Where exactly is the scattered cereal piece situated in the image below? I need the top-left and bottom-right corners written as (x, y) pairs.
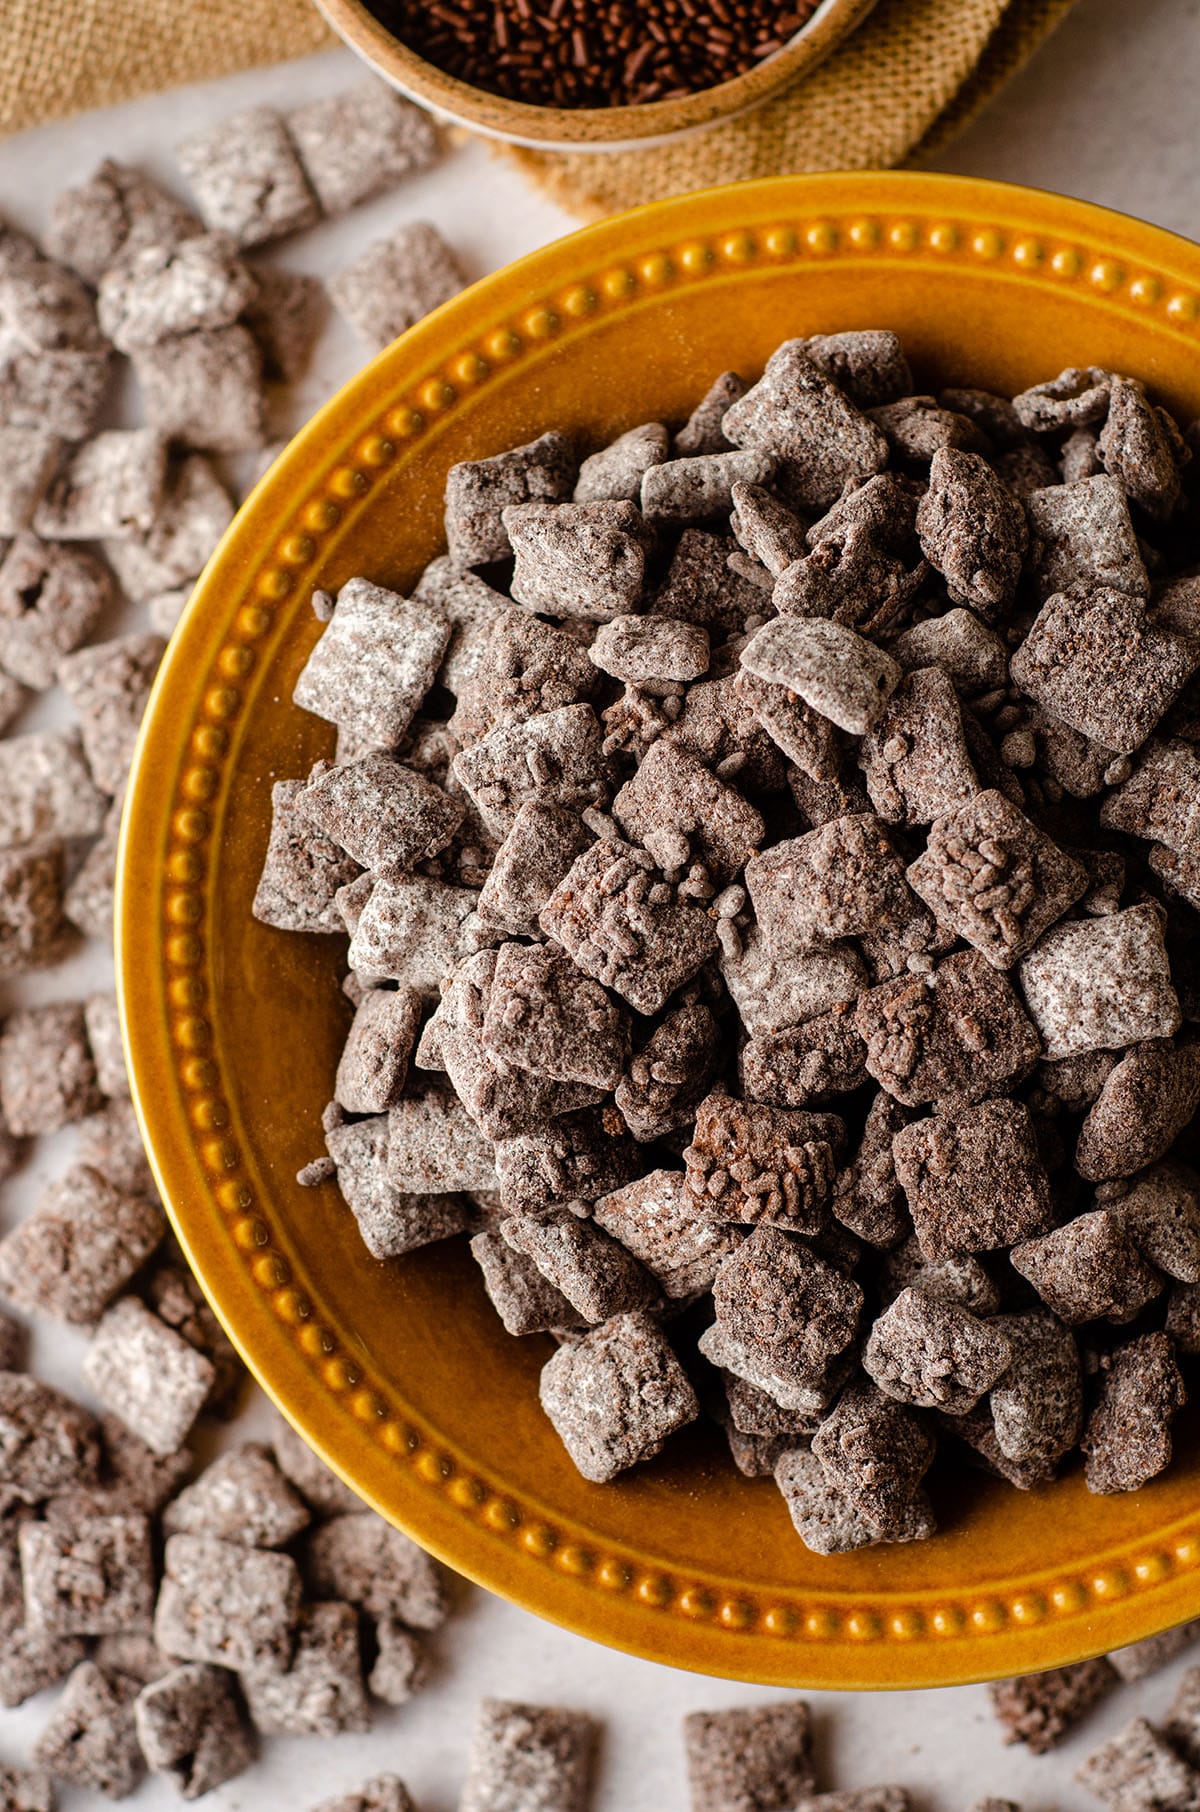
top-left (135, 1660), bottom-right (254, 1799)
top-left (306, 1511), bottom-right (448, 1627)
top-left (0, 429), bottom-right (63, 537)
top-left (162, 1443), bottom-right (309, 1547)
top-left (683, 1700), bottom-right (815, 1812)
top-left (58, 632), bottom-right (166, 794)
top-left (540, 1310), bottom-right (698, 1482)
top-left (155, 1532), bottom-right (302, 1669)
top-left (46, 160), bottom-right (202, 284)
top-left (330, 222), bottom-right (465, 351)
top-left (63, 795), bottom-right (122, 940)
top-left (1076, 1717), bottom-right (1200, 1812)
top-left (19, 1510), bottom-right (155, 1637)
top-left (96, 232), bottom-right (256, 350)
top-left (0, 346), bottom-right (112, 441)
top-left (176, 105), bottom-right (318, 246)
top-left (271, 1415), bottom-right (362, 1517)
top-left (288, 81), bottom-right (438, 213)
top-left (0, 1163), bottom-right (163, 1325)
top-left (0, 846), bottom-right (66, 980)
top-left (460, 1698), bottom-right (596, 1812)
top-left (83, 1298), bottom-right (215, 1455)
top-left (312, 1778), bottom-right (417, 1812)
top-left (131, 323), bottom-right (267, 452)
top-left (1076, 1041), bottom-right (1200, 1182)
top-left (33, 429), bottom-right (166, 541)
top-left (240, 1599), bottom-right (370, 1736)
top-left (102, 453), bottom-right (233, 601)
top-left (0, 1764), bottom-right (52, 1811)
top-left (641, 448), bottom-right (775, 527)
top-left (990, 1659), bottom-right (1117, 1752)
top-left (242, 264), bottom-right (327, 382)
top-left (1108, 1622), bottom-right (1200, 1683)
top-left (0, 1003), bottom-right (102, 1136)
top-left (0, 534), bottom-right (112, 689)
top-left (368, 1616), bottom-right (426, 1706)
top-left (1082, 1332), bottom-right (1186, 1493)
top-left (32, 1658), bottom-right (144, 1799)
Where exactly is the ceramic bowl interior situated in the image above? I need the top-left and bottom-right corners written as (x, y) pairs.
top-left (313, 0), bottom-right (879, 150)
top-left (120, 172), bottom-right (1200, 1690)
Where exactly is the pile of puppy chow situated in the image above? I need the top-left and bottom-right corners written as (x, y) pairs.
top-left (0, 77), bottom-right (493, 1805)
top-left (262, 327), bottom-right (1200, 1554)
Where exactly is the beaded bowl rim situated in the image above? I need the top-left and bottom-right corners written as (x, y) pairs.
top-left (314, 0), bottom-right (880, 151)
top-left (119, 171), bottom-right (1200, 1689)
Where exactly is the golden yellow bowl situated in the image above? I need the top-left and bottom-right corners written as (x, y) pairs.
top-left (119, 172), bottom-right (1200, 1690)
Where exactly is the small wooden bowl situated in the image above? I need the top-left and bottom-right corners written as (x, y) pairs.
top-left (312, 0), bottom-right (879, 150)
top-left (120, 172), bottom-right (1200, 1690)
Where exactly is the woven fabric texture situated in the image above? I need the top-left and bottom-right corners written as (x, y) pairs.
top-left (1, 0), bottom-right (1077, 218)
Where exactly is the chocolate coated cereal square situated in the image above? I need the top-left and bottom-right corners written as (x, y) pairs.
top-left (253, 778), bottom-right (362, 935)
top-left (176, 106), bottom-right (319, 246)
top-left (1018, 904), bottom-right (1180, 1060)
top-left (0, 1162), bottom-right (163, 1325)
top-left (460, 1698), bottom-right (597, 1812)
top-left (330, 222), bottom-right (464, 352)
top-left (683, 1700), bottom-right (815, 1812)
top-left (240, 1600), bottom-right (370, 1737)
top-left (134, 1660), bottom-right (254, 1798)
top-left (58, 632), bottom-right (166, 794)
top-left (0, 1003), bottom-right (102, 1136)
top-left (20, 1510), bottom-right (155, 1636)
top-left (155, 1532), bottom-right (302, 1669)
top-left (32, 1659), bottom-right (144, 1798)
top-left (305, 1511), bottom-right (448, 1627)
top-left (288, 81), bottom-right (438, 214)
top-left (539, 1310), bottom-right (698, 1482)
top-left (294, 577), bottom-right (450, 751)
top-left (893, 1099), bottom-right (1053, 1260)
top-left (83, 1299), bottom-right (215, 1455)
top-left (132, 324), bottom-right (267, 452)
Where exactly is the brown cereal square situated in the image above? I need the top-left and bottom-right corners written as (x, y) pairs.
top-left (990, 1660), bottom-right (1118, 1752)
top-left (481, 939), bottom-right (628, 1090)
top-left (271, 1414), bottom-right (362, 1516)
top-left (33, 429), bottom-right (166, 541)
top-left (1107, 1623), bottom-right (1200, 1684)
top-left (675, 370), bottom-right (746, 455)
top-left (614, 1002), bottom-right (719, 1143)
top-left (0, 1003), bottom-right (102, 1136)
top-left (64, 795), bottom-right (123, 939)
top-left (76, 1097), bottom-right (153, 1196)
top-left (720, 927), bottom-right (867, 1036)
top-left (102, 453), bottom-right (233, 601)
top-left (539, 1310), bottom-right (698, 1482)
top-left (0, 347), bottom-right (112, 441)
top-left (1102, 737), bottom-right (1200, 854)
top-left (893, 1098), bottom-right (1053, 1260)
top-left (1011, 587), bottom-right (1195, 754)
top-left (0, 1764), bottom-right (53, 1812)
top-left (806, 330), bottom-right (913, 406)
top-left (505, 498), bottom-right (648, 621)
top-left (326, 1113), bottom-right (471, 1259)
top-left (0, 846), bottom-right (66, 981)
top-left (574, 421), bottom-right (668, 504)
top-left (1076, 1042), bottom-right (1200, 1183)
top-left (58, 632), bottom-right (166, 794)
top-left (253, 778), bottom-right (362, 934)
top-left (453, 703), bottom-right (607, 839)
top-left (683, 1700), bottom-right (815, 1812)
top-left (176, 106), bottom-right (319, 246)
top-left (0, 535), bottom-right (112, 689)
top-left (330, 222), bottom-right (465, 351)
top-left (739, 1009), bottom-right (868, 1108)
top-left (741, 616), bottom-right (901, 738)
top-left (1082, 1332), bottom-right (1186, 1493)
top-left (470, 1230), bottom-right (587, 1336)
top-left (131, 323), bottom-right (267, 452)
top-left (32, 1659), bottom-right (143, 1798)
top-left (614, 739), bottom-right (763, 882)
top-left (385, 1088), bottom-right (497, 1193)
top-left (745, 814), bottom-right (919, 955)
top-left (861, 667), bottom-right (980, 826)
top-left (163, 1443), bottom-right (309, 1548)
top-left (134, 1660), bottom-right (254, 1799)
top-left (810, 1382), bottom-right (936, 1535)
top-left (863, 1286), bottom-right (1012, 1413)
top-left (46, 160), bottom-right (202, 284)
top-left (641, 447), bottom-right (774, 527)
top-left (1078, 1718), bottom-right (1200, 1812)
top-left (460, 1699), bottom-right (596, 1812)
top-left (907, 790), bottom-right (1087, 968)
top-left (0, 733), bottom-right (108, 844)
top-left (445, 432), bottom-right (576, 568)
top-left (593, 1168), bottom-right (741, 1298)
top-left (1099, 375), bottom-right (1190, 520)
top-left (242, 264), bottom-right (328, 382)
top-left (832, 1090), bottom-right (912, 1249)
top-left (0, 430), bottom-right (63, 537)
top-left (493, 1108), bottom-right (640, 1215)
top-left (301, 754), bottom-right (464, 875)
top-left (241, 1599), bottom-right (370, 1737)
top-left (540, 838), bottom-right (718, 1015)
top-left (721, 341), bottom-right (890, 510)
top-left (684, 1095), bottom-right (842, 1232)
top-left (1117, 1161), bottom-right (1200, 1282)
top-left (651, 528), bottom-right (767, 634)
top-left (156, 1532), bottom-right (302, 1669)
top-left (1018, 903), bottom-right (1180, 1060)
top-left (334, 988), bottom-right (422, 1115)
top-left (294, 577), bottom-right (450, 751)
top-left (590, 613), bottom-right (710, 686)
top-left (500, 1208), bottom-right (656, 1322)
top-left (0, 1162), bottom-right (163, 1325)
top-left (305, 1511), bottom-right (448, 1627)
top-left (313, 1778), bottom-right (417, 1812)
top-left (347, 876), bottom-right (479, 995)
top-left (452, 605), bottom-right (598, 744)
top-left (854, 949), bottom-right (1041, 1107)
top-left (1013, 1210), bottom-right (1163, 1325)
top-left (889, 607), bottom-right (1009, 695)
top-left (96, 232), bottom-right (255, 351)
top-left (478, 802), bottom-right (593, 936)
top-left (1025, 475), bottom-right (1148, 598)
top-left (288, 81), bottom-right (438, 213)
top-left (774, 1446), bottom-right (895, 1555)
top-left (19, 1510), bottom-right (155, 1636)
top-left (989, 1310), bottom-right (1082, 1467)
top-left (82, 1298), bottom-right (215, 1455)
top-left (711, 1226), bottom-right (862, 1383)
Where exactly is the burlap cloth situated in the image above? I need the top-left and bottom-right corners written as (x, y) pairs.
top-left (1, 0), bottom-right (1078, 218)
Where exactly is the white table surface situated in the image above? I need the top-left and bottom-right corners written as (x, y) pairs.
top-left (2, 1), bottom-right (1199, 1804)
